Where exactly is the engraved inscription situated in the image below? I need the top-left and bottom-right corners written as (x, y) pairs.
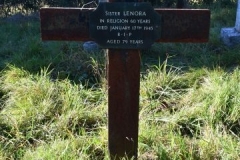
top-left (90, 2), bottom-right (161, 49)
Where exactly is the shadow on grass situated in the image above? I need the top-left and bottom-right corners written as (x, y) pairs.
top-left (0, 17), bottom-right (105, 87)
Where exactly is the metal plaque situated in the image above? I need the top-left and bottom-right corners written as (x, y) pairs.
top-left (89, 2), bottom-right (161, 49)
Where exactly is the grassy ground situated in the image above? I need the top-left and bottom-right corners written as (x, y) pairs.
top-left (0, 2), bottom-right (240, 160)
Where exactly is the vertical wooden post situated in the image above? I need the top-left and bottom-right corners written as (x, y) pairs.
top-left (108, 49), bottom-right (140, 159)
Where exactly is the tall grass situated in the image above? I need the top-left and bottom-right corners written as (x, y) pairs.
top-left (0, 65), bottom-right (107, 159)
top-left (139, 65), bottom-right (240, 159)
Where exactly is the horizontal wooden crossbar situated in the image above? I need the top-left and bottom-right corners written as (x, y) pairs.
top-left (40, 7), bottom-right (210, 43)
top-left (155, 9), bottom-right (210, 42)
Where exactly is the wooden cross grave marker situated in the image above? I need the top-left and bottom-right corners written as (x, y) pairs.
top-left (40, 1), bottom-right (210, 159)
